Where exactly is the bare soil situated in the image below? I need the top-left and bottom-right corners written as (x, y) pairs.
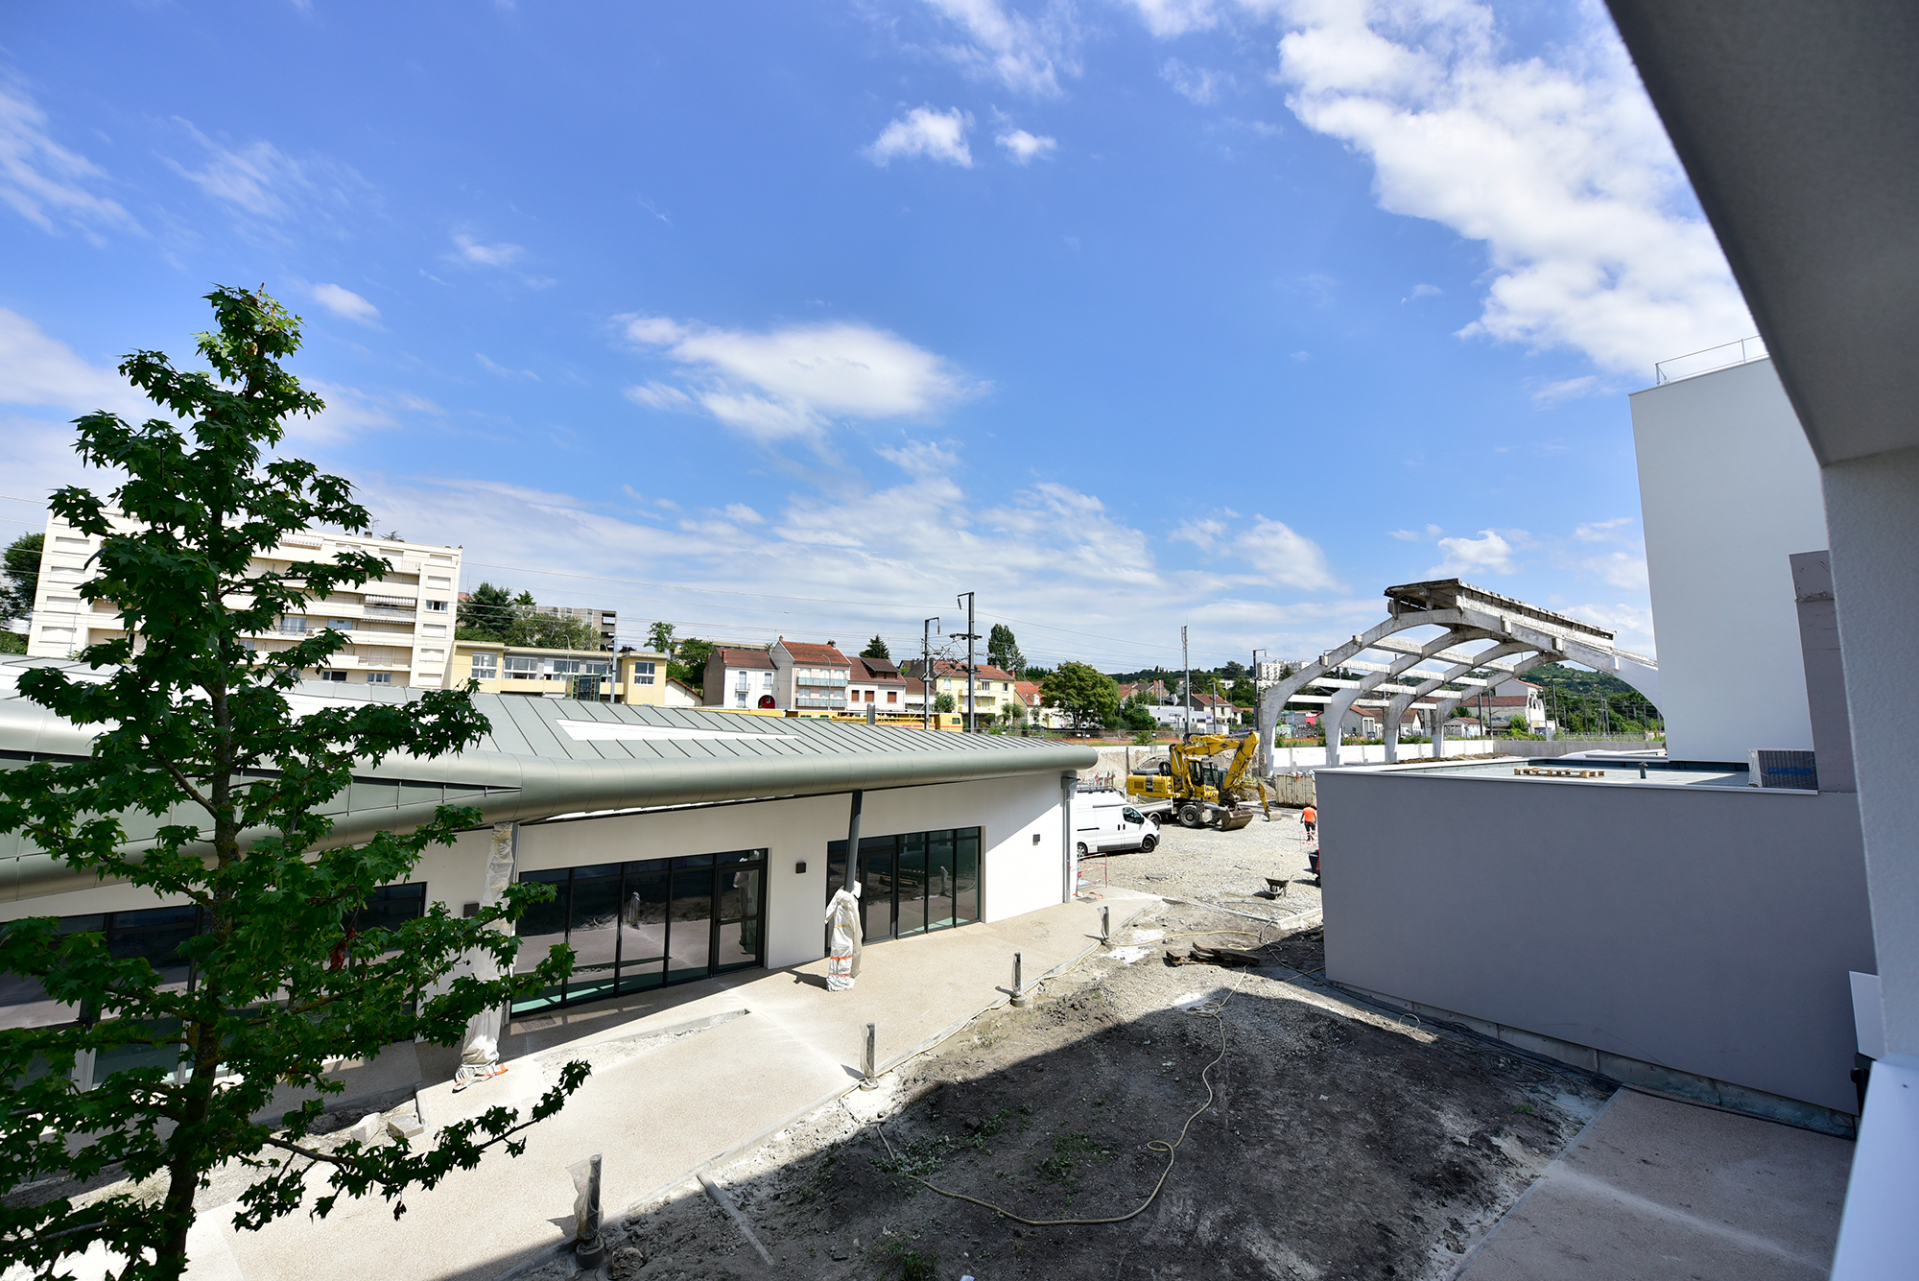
top-left (543, 843), bottom-right (1612, 1281)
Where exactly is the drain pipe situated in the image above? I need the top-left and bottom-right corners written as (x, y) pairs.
top-left (845, 790), bottom-right (864, 894)
top-left (1060, 771), bottom-right (1078, 902)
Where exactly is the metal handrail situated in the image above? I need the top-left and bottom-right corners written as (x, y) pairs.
top-left (1654, 335), bottom-right (1768, 384)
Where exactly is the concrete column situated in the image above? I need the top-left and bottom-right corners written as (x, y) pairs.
top-left (1790, 550), bottom-right (1856, 792)
top-left (1060, 772), bottom-right (1078, 902)
top-left (1823, 445), bottom-right (1919, 1057)
top-left (1324, 689), bottom-right (1360, 768)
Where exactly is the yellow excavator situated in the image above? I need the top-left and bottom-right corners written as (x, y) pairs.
top-left (1126, 733), bottom-right (1270, 830)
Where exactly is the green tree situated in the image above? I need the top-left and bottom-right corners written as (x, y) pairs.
top-left (0, 288), bottom-right (583, 1280)
top-left (986, 623), bottom-right (1022, 674)
top-left (1041, 661), bottom-right (1120, 729)
top-left (1121, 703), bottom-right (1156, 732)
top-left (1, 530), bottom-right (43, 623)
top-left (670, 637), bottom-right (715, 692)
top-left (455, 581), bottom-right (514, 641)
top-left (935, 692), bottom-right (956, 713)
top-left (861, 635), bottom-right (890, 660)
top-left (646, 620), bottom-right (677, 657)
top-left (502, 607), bottom-right (601, 651)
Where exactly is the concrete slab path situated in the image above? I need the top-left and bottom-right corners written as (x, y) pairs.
top-left (1455, 1088), bottom-right (1853, 1281)
top-left (186, 888), bottom-right (1160, 1281)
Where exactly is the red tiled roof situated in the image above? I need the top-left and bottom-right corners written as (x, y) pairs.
top-left (906, 659), bottom-right (1018, 682)
top-left (713, 646), bottom-right (774, 670)
top-left (777, 640), bottom-right (850, 666)
top-left (848, 655), bottom-right (904, 683)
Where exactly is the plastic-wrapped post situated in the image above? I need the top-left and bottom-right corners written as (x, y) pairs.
top-left (860, 1022), bottom-right (878, 1089)
top-left (569, 1153), bottom-right (604, 1268)
top-left (1011, 951), bottom-right (1027, 1006)
top-left (824, 883), bottom-right (863, 991)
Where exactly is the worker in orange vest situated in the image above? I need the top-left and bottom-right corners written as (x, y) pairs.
top-left (1300, 804), bottom-right (1317, 840)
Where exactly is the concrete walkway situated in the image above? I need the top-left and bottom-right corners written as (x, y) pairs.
top-left (1455, 1088), bottom-right (1853, 1280)
top-left (185, 888), bottom-right (1159, 1281)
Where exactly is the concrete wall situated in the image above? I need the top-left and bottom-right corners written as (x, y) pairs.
top-left (1824, 444), bottom-right (1919, 1057)
top-left (1316, 766), bottom-right (1875, 1115)
top-left (1630, 358), bottom-right (1829, 760)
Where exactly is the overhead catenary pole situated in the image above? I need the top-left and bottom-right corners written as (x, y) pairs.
top-left (922, 615), bottom-right (941, 730)
top-left (956, 591), bottom-right (979, 733)
top-left (1182, 626), bottom-right (1191, 740)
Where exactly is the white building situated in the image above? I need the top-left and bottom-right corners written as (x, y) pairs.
top-left (27, 514), bottom-right (462, 689)
top-left (703, 646), bottom-right (778, 710)
top-left (1630, 355), bottom-right (1829, 760)
top-left (0, 669), bottom-right (1095, 1023)
top-left (770, 639), bottom-right (851, 713)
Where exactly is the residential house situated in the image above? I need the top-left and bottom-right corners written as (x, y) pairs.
top-left (1458, 679), bottom-right (1545, 729)
top-left (1117, 679), bottom-right (1173, 706)
top-left (1342, 703), bottom-right (1431, 740)
top-left (614, 646), bottom-right (672, 706)
top-left (1015, 680), bottom-right (1068, 729)
top-left (771, 639), bottom-right (852, 713)
top-left (29, 513), bottom-right (461, 689)
top-left (1143, 690), bottom-right (1239, 732)
top-left (450, 640), bottom-right (623, 700)
top-left (899, 659), bottom-right (1022, 722)
top-left (663, 678), bottom-right (701, 709)
top-left (846, 654), bottom-right (908, 714)
top-left (704, 646), bottom-right (778, 710)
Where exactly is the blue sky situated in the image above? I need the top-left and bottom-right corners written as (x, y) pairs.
top-left (0, 0), bottom-right (1751, 670)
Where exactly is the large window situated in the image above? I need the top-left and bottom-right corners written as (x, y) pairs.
top-left (470, 653), bottom-right (499, 680)
top-left (513, 849), bottom-right (765, 1015)
top-left (826, 827), bottom-right (980, 944)
top-left (630, 661), bottom-right (656, 685)
top-left (2, 886), bottom-right (426, 1084)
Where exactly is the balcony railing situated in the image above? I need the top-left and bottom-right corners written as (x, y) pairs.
top-left (363, 604), bottom-right (416, 620)
top-left (1654, 335), bottom-right (1768, 385)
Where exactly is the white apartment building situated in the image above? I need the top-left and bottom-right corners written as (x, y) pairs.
top-left (27, 514), bottom-right (463, 689)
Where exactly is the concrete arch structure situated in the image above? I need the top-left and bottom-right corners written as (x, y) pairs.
top-left (1256, 580), bottom-right (1658, 775)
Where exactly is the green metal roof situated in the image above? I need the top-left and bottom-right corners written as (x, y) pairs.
top-left (0, 659), bottom-right (1095, 904)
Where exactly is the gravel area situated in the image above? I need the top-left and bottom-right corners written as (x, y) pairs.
top-left (1087, 807), bottom-right (1322, 923)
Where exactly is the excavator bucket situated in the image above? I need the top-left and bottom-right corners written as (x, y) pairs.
top-left (1213, 808), bottom-right (1256, 832)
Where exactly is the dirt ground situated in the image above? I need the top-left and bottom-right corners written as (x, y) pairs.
top-left (543, 841), bottom-right (1614, 1281)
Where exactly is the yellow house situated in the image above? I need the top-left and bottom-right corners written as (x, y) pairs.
top-left (448, 640), bottom-right (670, 705)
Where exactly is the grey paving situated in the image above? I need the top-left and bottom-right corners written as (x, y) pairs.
top-left (184, 887), bottom-right (1159, 1281)
top-left (1456, 1088), bottom-right (1853, 1281)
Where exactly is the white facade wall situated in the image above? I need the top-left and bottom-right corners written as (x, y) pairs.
top-left (0, 775), bottom-right (1074, 975)
top-left (1630, 358), bottom-right (1829, 761)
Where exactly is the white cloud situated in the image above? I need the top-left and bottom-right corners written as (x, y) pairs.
top-left (995, 128), bottom-right (1057, 164)
top-left (0, 82), bottom-right (137, 237)
top-left (310, 283), bottom-right (380, 327)
top-left (1557, 599), bottom-right (1655, 655)
top-left (452, 232), bottom-right (523, 267)
top-left (919, 0), bottom-right (1075, 97)
top-left (625, 382), bottom-right (693, 411)
top-left (1406, 282), bottom-right (1441, 300)
top-left (1161, 57), bottom-right (1234, 104)
top-left (1579, 549), bottom-right (1648, 590)
top-left (475, 353), bottom-right (539, 380)
top-left (621, 313), bottom-right (978, 444)
top-left (1430, 528), bottom-right (1517, 577)
top-left (165, 122), bottom-right (368, 234)
top-left (0, 309), bottom-right (148, 419)
top-left (1573, 517), bottom-right (1633, 543)
top-left (876, 440), bottom-right (960, 477)
top-left (1390, 523), bottom-right (1443, 542)
top-left (1124, 0), bottom-right (1221, 38)
top-left (1269, 0), bottom-right (1754, 376)
top-left (1532, 374), bottom-right (1602, 405)
top-left (1170, 517), bottom-right (1228, 553)
top-left (1235, 516), bottom-right (1340, 590)
top-left (866, 107), bottom-right (975, 168)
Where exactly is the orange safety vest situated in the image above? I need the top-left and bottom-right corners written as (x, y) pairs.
top-left (1301, 806), bottom-right (1317, 824)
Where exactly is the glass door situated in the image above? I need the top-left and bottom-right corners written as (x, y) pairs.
top-left (512, 849), bottom-right (767, 1015)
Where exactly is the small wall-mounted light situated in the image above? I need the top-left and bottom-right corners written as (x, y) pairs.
top-left (795, 860), bottom-right (808, 874)
top-left (1032, 833), bottom-right (1042, 845)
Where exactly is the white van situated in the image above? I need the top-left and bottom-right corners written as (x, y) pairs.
top-left (1071, 791), bottom-right (1159, 855)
